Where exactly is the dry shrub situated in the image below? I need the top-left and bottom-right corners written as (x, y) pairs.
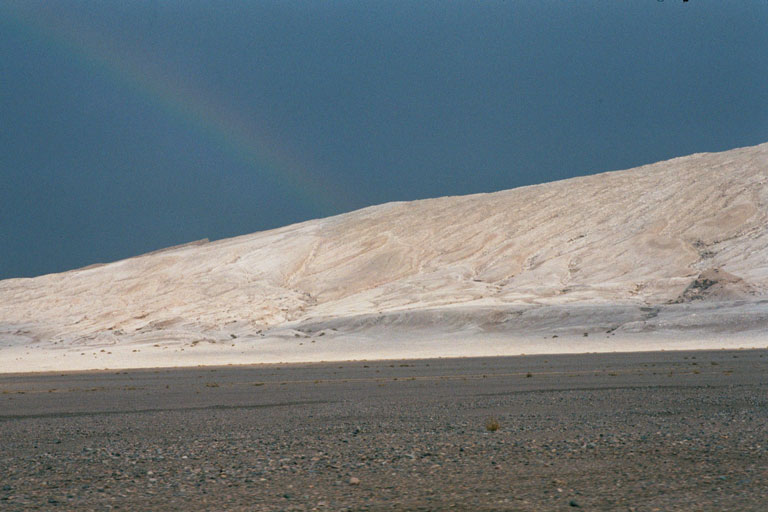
top-left (485, 417), bottom-right (500, 432)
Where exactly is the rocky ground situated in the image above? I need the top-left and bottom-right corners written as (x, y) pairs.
top-left (1, 350), bottom-right (767, 511)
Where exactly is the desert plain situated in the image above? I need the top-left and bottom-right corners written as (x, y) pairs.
top-left (2, 350), bottom-right (767, 511)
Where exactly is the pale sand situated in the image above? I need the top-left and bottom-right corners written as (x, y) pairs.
top-left (1, 330), bottom-right (766, 373)
top-left (1, 143), bottom-right (766, 373)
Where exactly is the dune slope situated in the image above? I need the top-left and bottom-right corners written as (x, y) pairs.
top-left (1, 143), bottom-right (767, 371)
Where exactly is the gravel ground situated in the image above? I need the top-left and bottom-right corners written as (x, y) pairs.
top-left (1, 350), bottom-right (767, 511)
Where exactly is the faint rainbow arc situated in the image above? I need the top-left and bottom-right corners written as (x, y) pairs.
top-left (1, 6), bottom-right (350, 216)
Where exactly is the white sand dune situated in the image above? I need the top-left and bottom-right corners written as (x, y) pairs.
top-left (1, 143), bottom-right (767, 372)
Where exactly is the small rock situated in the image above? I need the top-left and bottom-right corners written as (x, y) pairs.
top-left (349, 477), bottom-right (360, 485)
top-left (569, 500), bottom-right (581, 507)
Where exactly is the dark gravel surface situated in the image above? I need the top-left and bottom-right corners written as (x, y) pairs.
top-left (1, 350), bottom-right (767, 511)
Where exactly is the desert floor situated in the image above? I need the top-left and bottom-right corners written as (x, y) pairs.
top-left (1, 350), bottom-right (767, 511)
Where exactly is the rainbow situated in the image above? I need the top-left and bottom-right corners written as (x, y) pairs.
top-left (1, 4), bottom-right (351, 217)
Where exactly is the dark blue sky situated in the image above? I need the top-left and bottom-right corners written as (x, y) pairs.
top-left (1, 1), bottom-right (767, 279)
